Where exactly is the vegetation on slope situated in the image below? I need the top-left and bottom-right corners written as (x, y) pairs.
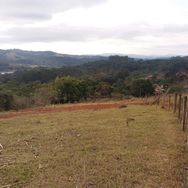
top-left (0, 55), bottom-right (188, 111)
top-left (0, 49), bottom-right (107, 70)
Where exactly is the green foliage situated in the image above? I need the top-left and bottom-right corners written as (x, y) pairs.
top-left (79, 77), bottom-right (98, 98)
top-left (130, 79), bottom-right (154, 97)
top-left (113, 80), bottom-right (128, 95)
top-left (169, 86), bottom-right (185, 94)
top-left (0, 91), bottom-right (14, 111)
top-left (53, 76), bottom-right (116, 103)
top-left (1, 55), bottom-right (188, 110)
top-left (95, 82), bottom-right (113, 97)
top-left (54, 77), bottom-right (83, 103)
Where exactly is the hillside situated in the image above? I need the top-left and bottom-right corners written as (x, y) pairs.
top-left (0, 104), bottom-right (187, 187)
top-left (2, 55), bottom-right (188, 85)
top-left (0, 49), bottom-right (107, 71)
top-left (0, 55), bottom-right (188, 111)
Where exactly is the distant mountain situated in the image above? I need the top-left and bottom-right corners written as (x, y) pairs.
top-left (3, 55), bottom-right (188, 86)
top-left (0, 49), bottom-right (107, 71)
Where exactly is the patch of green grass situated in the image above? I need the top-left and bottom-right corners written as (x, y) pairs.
top-left (0, 105), bottom-right (187, 187)
top-left (1, 163), bottom-right (34, 185)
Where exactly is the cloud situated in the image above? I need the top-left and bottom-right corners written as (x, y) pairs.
top-left (0, 23), bottom-right (150, 43)
top-left (2, 23), bottom-right (188, 44)
top-left (1, 0), bottom-right (188, 55)
top-left (0, 0), bottom-right (107, 21)
top-left (162, 24), bottom-right (188, 34)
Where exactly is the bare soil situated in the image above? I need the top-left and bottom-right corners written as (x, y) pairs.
top-left (0, 100), bottom-right (145, 120)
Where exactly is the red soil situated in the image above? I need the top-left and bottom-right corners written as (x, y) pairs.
top-left (0, 101), bottom-right (145, 120)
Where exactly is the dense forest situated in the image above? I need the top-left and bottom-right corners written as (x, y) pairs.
top-left (0, 55), bottom-right (188, 111)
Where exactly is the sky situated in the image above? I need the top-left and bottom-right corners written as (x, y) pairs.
top-left (1, 0), bottom-right (188, 55)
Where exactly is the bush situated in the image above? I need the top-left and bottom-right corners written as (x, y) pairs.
top-left (0, 91), bottom-right (14, 111)
top-left (130, 79), bottom-right (154, 97)
top-left (169, 86), bottom-right (185, 94)
top-left (13, 96), bottom-right (35, 110)
top-left (54, 77), bottom-right (83, 103)
top-left (95, 82), bottom-right (113, 97)
top-left (33, 86), bottom-right (55, 106)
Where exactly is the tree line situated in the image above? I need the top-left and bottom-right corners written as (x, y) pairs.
top-left (0, 76), bottom-right (154, 111)
top-left (0, 55), bottom-right (187, 111)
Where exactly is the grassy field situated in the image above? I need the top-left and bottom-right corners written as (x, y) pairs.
top-left (0, 105), bottom-right (187, 187)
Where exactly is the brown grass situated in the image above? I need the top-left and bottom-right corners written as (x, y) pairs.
top-left (0, 105), bottom-right (188, 187)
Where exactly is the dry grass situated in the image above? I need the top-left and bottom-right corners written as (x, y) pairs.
top-left (0, 105), bottom-right (187, 187)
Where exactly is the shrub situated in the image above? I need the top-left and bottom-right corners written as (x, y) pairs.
top-left (54, 77), bottom-right (83, 103)
top-left (33, 86), bottom-right (55, 106)
top-left (130, 79), bottom-right (154, 97)
top-left (0, 91), bottom-right (14, 111)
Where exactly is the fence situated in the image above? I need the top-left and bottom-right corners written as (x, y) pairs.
top-left (154, 93), bottom-right (188, 132)
top-left (153, 93), bottom-right (188, 185)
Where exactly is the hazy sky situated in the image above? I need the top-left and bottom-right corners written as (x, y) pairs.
top-left (1, 0), bottom-right (188, 55)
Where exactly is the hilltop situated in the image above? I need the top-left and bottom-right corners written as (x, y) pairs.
top-left (0, 49), bottom-right (107, 71)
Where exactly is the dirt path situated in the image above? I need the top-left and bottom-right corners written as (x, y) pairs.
top-left (0, 100), bottom-right (145, 120)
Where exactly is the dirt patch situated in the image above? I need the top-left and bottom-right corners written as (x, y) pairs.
top-left (0, 101), bottom-right (145, 120)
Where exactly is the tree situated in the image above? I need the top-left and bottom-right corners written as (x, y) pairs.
top-left (113, 80), bottom-right (128, 95)
top-left (115, 71), bottom-right (129, 81)
top-left (33, 85), bottom-right (55, 106)
top-left (0, 91), bottom-right (14, 111)
top-left (95, 82), bottom-right (113, 97)
top-left (130, 79), bottom-right (154, 97)
top-left (54, 77), bottom-right (82, 103)
top-left (79, 77), bottom-right (98, 99)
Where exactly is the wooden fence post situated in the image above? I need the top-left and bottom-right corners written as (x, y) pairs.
top-left (162, 95), bottom-right (165, 109)
top-left (178, 94), bottom-right (182, 119)
top-left (157, 95), bottom-right (160, 106)
top-left (174, 93), bottom-right (178, 113)
top-left (182, 96), bottom-right (187, 132)
top-left (186, 102), bottom-right (188, 127)
top-left (168, 95), bottom-right (171, 111)
top-left (181, 99), bottom-right (184, 123)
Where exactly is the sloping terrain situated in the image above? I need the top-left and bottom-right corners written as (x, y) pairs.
top-left (0, 49), bottom-right (107, 71)
top-left (0, 105), bottom-right (187, 187)
top-left (0, 100), bottom-right (144, 120)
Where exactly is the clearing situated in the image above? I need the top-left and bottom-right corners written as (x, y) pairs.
top-left (0, 105), bottom-right (187, 187)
